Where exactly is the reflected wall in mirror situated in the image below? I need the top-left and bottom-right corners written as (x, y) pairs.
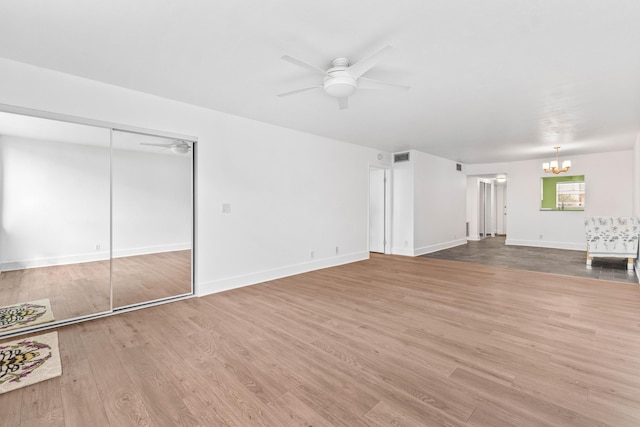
top-left (111, 131), bottom-right (193, 309)
top-left (0, 109), bottom-right (195, 337)
top-left (0, 112), bottom-right (111, 333)
top-left (540, 175), bottom-right (585, 211)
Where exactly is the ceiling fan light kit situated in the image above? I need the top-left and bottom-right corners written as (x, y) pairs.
top-left (323, 58), bottom-right (357, 98)
top-left (278, 45), bottom-right (410, 109)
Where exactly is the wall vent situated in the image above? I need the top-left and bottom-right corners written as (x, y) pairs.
top-left (394, 152), bottom-right (410, 163)
top-left (456, 163), bottom-right (463, 171)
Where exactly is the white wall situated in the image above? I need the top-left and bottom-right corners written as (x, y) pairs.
top-left (634, 135), bottom-right (640, 217)
top-left (466, 150), bottom-right (634, 251)
top-left (391, 150), bottom-right (466, 256)
top-left (0, 58), bottom-right (385, 295)
top-left (391, 158), bottom-right (414, 256)
top-left (412, 150), bottom-right (466, 255)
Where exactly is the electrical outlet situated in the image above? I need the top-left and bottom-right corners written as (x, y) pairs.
top-left (310, 250), bottom-right (315, 259)
top-left (539, 234), bottom-right (543, 240)
top-left (222, 203), bottom-right (231, 214)
top-left (335, 246), bottom-right (339, 255)
top-left (95, 244), bottom-right (101, 251)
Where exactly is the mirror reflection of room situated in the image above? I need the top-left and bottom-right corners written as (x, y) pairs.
top-left (111, 130), bottom-right (193, 308)
top-left (0, 112), bottom-right (111, 333)
top-left (0, 111), bottom-right (194, 336)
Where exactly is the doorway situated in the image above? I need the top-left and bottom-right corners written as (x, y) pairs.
top-left (478, 181), bottom-right (492, 239)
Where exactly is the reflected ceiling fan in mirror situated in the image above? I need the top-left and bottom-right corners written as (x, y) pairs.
top-left (140, 140), bottom-right (191, 154)
top-left (277, 45), bottom-right (410, 110)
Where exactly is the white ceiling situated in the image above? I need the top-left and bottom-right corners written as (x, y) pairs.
top-left (1, 0), bottom-right (639, 164)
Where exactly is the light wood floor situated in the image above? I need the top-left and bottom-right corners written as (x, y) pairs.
top-left (2, 254), bottom-right (640, 426)
top-left (0, 250), bottom-right (191, 328)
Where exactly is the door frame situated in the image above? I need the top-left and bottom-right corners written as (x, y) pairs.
top-left (368, 164), bottom-right (392, 255)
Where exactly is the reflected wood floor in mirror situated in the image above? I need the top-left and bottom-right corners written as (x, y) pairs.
top-left (113, 250), bottom-right (192, 308)
top-left (0, 250), bottom-right (191, 330)
top-left (0, 260), bottom-right (111, 322)
top-left (2, 254), bottom-right (639, 426)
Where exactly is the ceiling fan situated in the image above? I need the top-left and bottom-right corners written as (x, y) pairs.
top-left (277, 45), bottom-right (410, 110)
top-left (140, 140), bottom-right (191, 154)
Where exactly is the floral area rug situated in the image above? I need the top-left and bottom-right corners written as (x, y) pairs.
top-left (0, 332), bottom-right (62, 394)
top-left (0, 299), bottom-right (55, 333)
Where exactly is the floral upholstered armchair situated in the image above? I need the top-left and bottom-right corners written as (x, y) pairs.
top-left (584, 217), bottom-right (640, 270)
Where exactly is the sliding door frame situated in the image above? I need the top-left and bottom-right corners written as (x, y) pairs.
top-left (0, 103), bottom-right (198, 339)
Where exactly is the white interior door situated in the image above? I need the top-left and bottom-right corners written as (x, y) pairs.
top-left (478, 182), bottom-right (486, 238)
top-left (502, 183), bottom-right (507, 235)
top-left (369, 168), bottom-right (386, 253)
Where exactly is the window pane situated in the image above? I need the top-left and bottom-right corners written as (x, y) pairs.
top-left (556, 182), bottom-right (585, 209)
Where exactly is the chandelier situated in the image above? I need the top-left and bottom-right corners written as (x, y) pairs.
top-left (542, 146), bottom-right (571, 174)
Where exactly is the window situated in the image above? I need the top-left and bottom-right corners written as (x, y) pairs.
top-left (540, 175), bottom-right (585, 211)
top-left (556, 181), bottom-right (585, 209)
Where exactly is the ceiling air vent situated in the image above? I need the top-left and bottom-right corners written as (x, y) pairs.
top-left (394, 152), bottom-right (410, 163)
top-left (456, 163), bottom-right (463, 171)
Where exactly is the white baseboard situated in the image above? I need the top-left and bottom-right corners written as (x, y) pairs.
top-left (1, 252), bottom-right (110, 271)
top-left (505, 239), bottom-right (586, 251)
top-left (197, 251), bottom-right (369, 297)
top-left (391, 247), bottom-right (414, 256)
top-left (467, 235), bottom-right (481, 241)
top-left (392, 239), bottom-right (467, 257)
top-left (414, 238), bottom-right (468, 256)
top-left (0, 242), bottom-right (191, 271)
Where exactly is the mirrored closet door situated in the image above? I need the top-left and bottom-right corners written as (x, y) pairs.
top-left (0, 112), bottom-right (112, 333)
top-left (0, 109), bottom-right (194, 337)
top-left (111, 130), bottom-right (193, 308)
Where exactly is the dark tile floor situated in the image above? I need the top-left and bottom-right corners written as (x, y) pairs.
top-left (421, 235), bottom-right (639, 284)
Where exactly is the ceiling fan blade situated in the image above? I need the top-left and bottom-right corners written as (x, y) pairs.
top-left (358, 77), bottom-right (411, 91)
top-left (337, 97), bottom-right (348, 110)
top-left (347, 45), bottom-right (394, 78)
top-left (280, 55), bottom-right (326, 75)
top-left (277, 86), bottom-right (323, 97)
top-left (140, 142), bottom-right (173, 148)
